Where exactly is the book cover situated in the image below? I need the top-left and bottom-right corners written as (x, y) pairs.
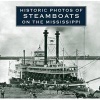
top-left (0, 0), bottom-right (99, 98)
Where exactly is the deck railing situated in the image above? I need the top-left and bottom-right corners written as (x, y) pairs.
top-left (27, 68), bottom-right (77, 74)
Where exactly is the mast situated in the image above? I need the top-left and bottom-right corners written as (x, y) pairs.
top-left (76, 49), bottom-right (78, 67)
top-left (76, 49), bottom-right (78, 78)
top-left (23, 50), bottom-right (25, 65)
top-left (20, 68), bottom-right (22, 79)
top-left (8, 61), bottom-right (11, 76)
top-left (63, 48), bottom-right (64, 81)
top-left (31, 51), bottom-right (33, 65)
top-left (83, 27), bottom-right (86, 80)
top-left (31, 51), bottom-right (32, 59)
top-left (84, 27), bottom-right (86, 60)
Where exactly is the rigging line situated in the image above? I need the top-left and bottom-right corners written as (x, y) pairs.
top-left (78, 61), bottom-right (98, 74)
top-left (47, 45), bottom-right (52, 54)
top-left (79, 62), bottom-right (99, 76)
top-left (49, 38), bottom-right (55, 49)
top-left (77, 60), bottom-right (98, 80)
top-left (50, 46), bottom-right (56, 55)
top-left (47, 45), bottom-right (56, 56)
top-left (38, 38), bottom-right (44, 50)
top-left (81, 61), bottom-right (97, 81)
top-left (59, 39), bottom-right (76, 65)
top-left (49, 46), bottom-right (56, 56)
top-left (63, 50), bottom-right (76, 56)
top-left (78, 50), bottom-right (85, 54)
top-left (90, 50), bottom-right (100, 55)
top-left (78, 49), bottom-right (86, 53)
top-left (47, 37), bottom-right (56, 56)
top-left (84, 26), bottom-right (86, 60)
top-left (84, 59), bottom-right (98, 71)
top-left (76, 50), bottom-right (83, 79)
top-left (60, 34), bottom-right (80, 56)
top-left (77, 49), bottom-right (88, 56)
top-left (82, 59), bottom-right (99, 74)
top-left (59, 38), bottom-right (71, 56)
top-left (59, 28), bottom-right (86, 57)
top-left (86, 77), bottom-right (100, 83)
top-left (47, 46), bottom-right (52, 55)
top-left (59, 37), bottom-right (76, 58)
top-left (59, 37), bottom-right (69, 54)
top-left (64, 50), bottom-right (71, 57)
top-left (59, 39), bottom-right (73, 59)
top-left (78, 56), bottom-right (100, 70)
top-left (70, 51), bottom-right (77, 56)
top-left (64, 51), bottom-right (76, 65)
top-left (78, 69), bottom-right (83, 79)
top-left (60, 35), bottom-right (97, 71)
top-left (48, 37), bottom-right (56, 39)
top-left (60, 41), bottom-right (75, 57)
top-left (64, 49), bottom-right (77, 65)
top-left (60, 35), bottom-right (74, 52)
top-left (39, 38), bottom-right (44, 46)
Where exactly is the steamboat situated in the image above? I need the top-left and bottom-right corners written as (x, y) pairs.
top-left (12, 30), bottom-right (85, 86)
top-left (8, 30), bottom-right (100, 98)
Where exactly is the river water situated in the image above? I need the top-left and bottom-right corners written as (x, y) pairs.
top-left (0, 60), bottom-right (100, 91)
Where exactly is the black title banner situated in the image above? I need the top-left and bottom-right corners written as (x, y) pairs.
top-left (16, 6), bottom-right (86, 26)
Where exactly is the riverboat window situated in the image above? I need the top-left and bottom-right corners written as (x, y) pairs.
top-left (75, 73), bottom-right (77, 77)
top-left (69, 68), bottom-right (71, 70)
top-left (64, 68), bottom-right (66, 71)
top-left (72, 68), bottom-right (74, 70)
top-left (16, 67), bottom-right (18, 70)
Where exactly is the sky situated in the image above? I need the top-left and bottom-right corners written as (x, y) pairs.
top-left (0, 1), bottom-right (100, 56)
top-left (0, 1), bottom-right (100, 90)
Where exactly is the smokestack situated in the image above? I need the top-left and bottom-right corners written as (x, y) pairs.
top-left (23, 50), bottom-right (25, 65)
top-left (55, 31), bottom-right (60, 63)
top-left (43, 30), bottom-right (48, 65)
